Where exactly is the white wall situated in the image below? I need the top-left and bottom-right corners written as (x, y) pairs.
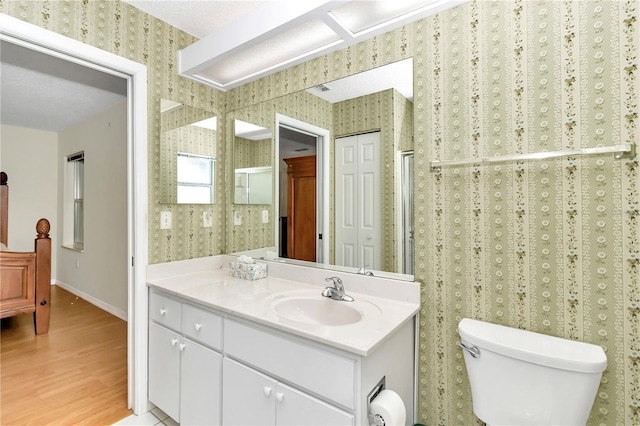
top-left (57, 100), bottom-right (128, 318)
top-left (0, 124), bottom-right (59, 280)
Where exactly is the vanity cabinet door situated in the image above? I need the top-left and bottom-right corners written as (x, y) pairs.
top-left (222, 358), bottom-right (277, 426)
top-left (275, 382), bottom-right (354, 426)
top-left (148, 322), bottom-right (180, 422)
top-left (180, 337), bottom-right (222, 426)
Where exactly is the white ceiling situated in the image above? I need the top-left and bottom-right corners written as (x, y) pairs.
top-left (0, 40), bottom-right (127, 132)
top-left (122, 1), bottom-right (265, 39)
top-left (306, 58), bottom-right (413, 103)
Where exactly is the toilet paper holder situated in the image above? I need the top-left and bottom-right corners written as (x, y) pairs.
top-left (367, 377), bottom-right (386, 426)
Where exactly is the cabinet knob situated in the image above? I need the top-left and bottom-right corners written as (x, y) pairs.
top-left (263, 386), bottom-right (272, 397)
top-left (179, 343), bottom-right (186, 351)
top-left (276, 392), bottom-right (284, 403)
top-left (195, 323), bottom-right (202, 331)
top-left (171, 338), bottom-right (178, 346)
top-left (160, 308), bottom-right (167, 316)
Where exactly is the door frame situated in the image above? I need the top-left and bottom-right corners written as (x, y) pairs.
top-left (0, 14), bottom-right (149, 414)
top-left (275, 114), bottom-right (330, 263)
top-left (398, 150), bottom-right (414, 275)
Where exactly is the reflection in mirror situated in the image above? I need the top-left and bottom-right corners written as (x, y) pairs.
top-left (159, 98), bottom-right (217, 204)
top-left (234, 167), bottom-right (272, 204)
top-left (233, 119), bottom-right (273, 205)
top-left (228, 59), bottom-right (414, 280)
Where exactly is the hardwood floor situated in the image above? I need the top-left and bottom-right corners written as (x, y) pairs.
top-left (1, 285), bottom-right (132, 425)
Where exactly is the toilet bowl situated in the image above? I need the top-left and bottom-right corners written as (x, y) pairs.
top-left (458, 318), bottom-right (607, 426)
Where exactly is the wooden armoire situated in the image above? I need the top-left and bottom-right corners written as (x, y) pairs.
top-left (284, 156), bottom-right (316, 262)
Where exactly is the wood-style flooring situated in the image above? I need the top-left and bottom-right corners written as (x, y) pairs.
top-left (1, 285), bottom-right (132, 425)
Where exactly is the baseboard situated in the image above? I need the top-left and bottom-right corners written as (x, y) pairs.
top-left (53, 280), bottom-right (128, 322)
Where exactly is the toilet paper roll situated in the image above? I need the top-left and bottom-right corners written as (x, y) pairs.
top-left (369, 389), bottom-right (406, 426)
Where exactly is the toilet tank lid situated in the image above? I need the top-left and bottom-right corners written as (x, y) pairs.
top-left (458, 318), bottom-right (607, 373)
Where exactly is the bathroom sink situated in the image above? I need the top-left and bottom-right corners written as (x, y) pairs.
top-left (272, 296), bottom-right (363, 326)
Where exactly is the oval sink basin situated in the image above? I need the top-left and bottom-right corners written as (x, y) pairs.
top-left (272, 296), bottom-right (362, 326)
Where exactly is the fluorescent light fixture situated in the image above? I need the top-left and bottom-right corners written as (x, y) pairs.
top-left (178, 0), bottom-right (467, 92)
top-left (191, 116), bottom-right (218, 131)
top-left (160, 98), bottom-right (183, 113)
top-left (235, 119), bottom-right (273, 141)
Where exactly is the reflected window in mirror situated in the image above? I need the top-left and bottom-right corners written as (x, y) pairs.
top-left (159, 98), bottom-right (218, 204)
top-left (177, 152), bottom-right (215, 204)
top-left (234, 166), bottom-right (272, 205)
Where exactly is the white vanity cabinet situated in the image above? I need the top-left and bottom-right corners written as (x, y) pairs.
top-left (148, 286), bottom-right (416, 426)
top-left (223, 358), bottom-right (354, 426)
top-left (148, 291), bottom-right (223, 425)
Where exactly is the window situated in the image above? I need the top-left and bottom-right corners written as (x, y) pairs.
top-left (177, 152), bottom-right (215, 204)
top-left (65, 151), bottom-right (84, 250)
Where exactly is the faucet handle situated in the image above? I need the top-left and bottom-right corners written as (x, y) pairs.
top-left (325, 276), bottom-right (343, 291)
top-left (357, 265), bottom-right (373, 275)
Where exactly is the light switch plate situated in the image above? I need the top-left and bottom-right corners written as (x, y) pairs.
top-left (160, 211), bottom-right (172, 229)
top-left (234, 211), bottom-right (242, 226)
top-left (203, 211), bottom-right (213, 228)
top-left (262, 210), bottom-right (269, 224)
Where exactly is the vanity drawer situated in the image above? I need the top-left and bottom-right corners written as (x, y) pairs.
top-left (224, 319), bottom-right (356, 409)
top-left (149, 290), bottom-right (181, 331)
top-left (181, 303), bottom-right (223, 351)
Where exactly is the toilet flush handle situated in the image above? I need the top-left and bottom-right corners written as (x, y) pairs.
top-left (457, 341), bottom-right (480, 358)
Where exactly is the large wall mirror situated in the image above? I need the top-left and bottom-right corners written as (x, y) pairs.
top-left (226, 58), bottom-right (415, 279)
top-left (159, 98), bottom-right (217, 204)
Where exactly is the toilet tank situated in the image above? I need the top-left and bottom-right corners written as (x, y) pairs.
top-left (458, 318), bottom-right (607, 426)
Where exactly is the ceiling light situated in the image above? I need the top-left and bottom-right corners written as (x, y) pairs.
top-left (178, 0), bottom-right (467, 92)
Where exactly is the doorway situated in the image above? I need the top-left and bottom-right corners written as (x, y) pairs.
top-left (0, 14), bottom-right (148, 414)
top-left (275, 114), bottom-right (330, 264)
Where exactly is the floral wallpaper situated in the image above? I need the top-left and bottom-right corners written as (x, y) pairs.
top-left (417, 1), bottom-right (638, 424)
top-left (1, 0), bottom-right (638, 424)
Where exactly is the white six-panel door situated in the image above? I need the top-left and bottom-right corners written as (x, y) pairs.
top-left (335, 132), bottom-right (381, 270)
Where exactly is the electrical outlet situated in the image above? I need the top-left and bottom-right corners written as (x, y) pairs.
top-left (234, 211), bottom-right (242, 226)
top-left (160, 211), bottom-right (172, 229)
top-left (262, 210), bottom-right (269, 224)
top-left (203, 211), bottom-right (213, 228)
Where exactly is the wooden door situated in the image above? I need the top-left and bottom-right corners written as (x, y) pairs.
top-left (284, 156), bottom-right (316, 262)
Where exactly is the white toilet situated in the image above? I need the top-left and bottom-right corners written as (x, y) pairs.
top-left (458, 318), bottom-right (607, 426)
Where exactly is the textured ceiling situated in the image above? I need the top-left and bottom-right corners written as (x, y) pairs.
top-left (122, 0), bottom-right (265, 39)
top-left (0, 40), bottom-right (127, 133)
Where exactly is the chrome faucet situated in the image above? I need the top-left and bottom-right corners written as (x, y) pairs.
top-left (357, 265), bottom-right (374, 276)
top-left (321, 277), bottom-right (354, 302)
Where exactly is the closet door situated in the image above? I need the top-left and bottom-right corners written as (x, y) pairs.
top-left (335, 132), bottom-right (380, 270)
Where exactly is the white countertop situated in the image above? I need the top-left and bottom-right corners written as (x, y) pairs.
top-left (147, 261), bottom-right (420, 356)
